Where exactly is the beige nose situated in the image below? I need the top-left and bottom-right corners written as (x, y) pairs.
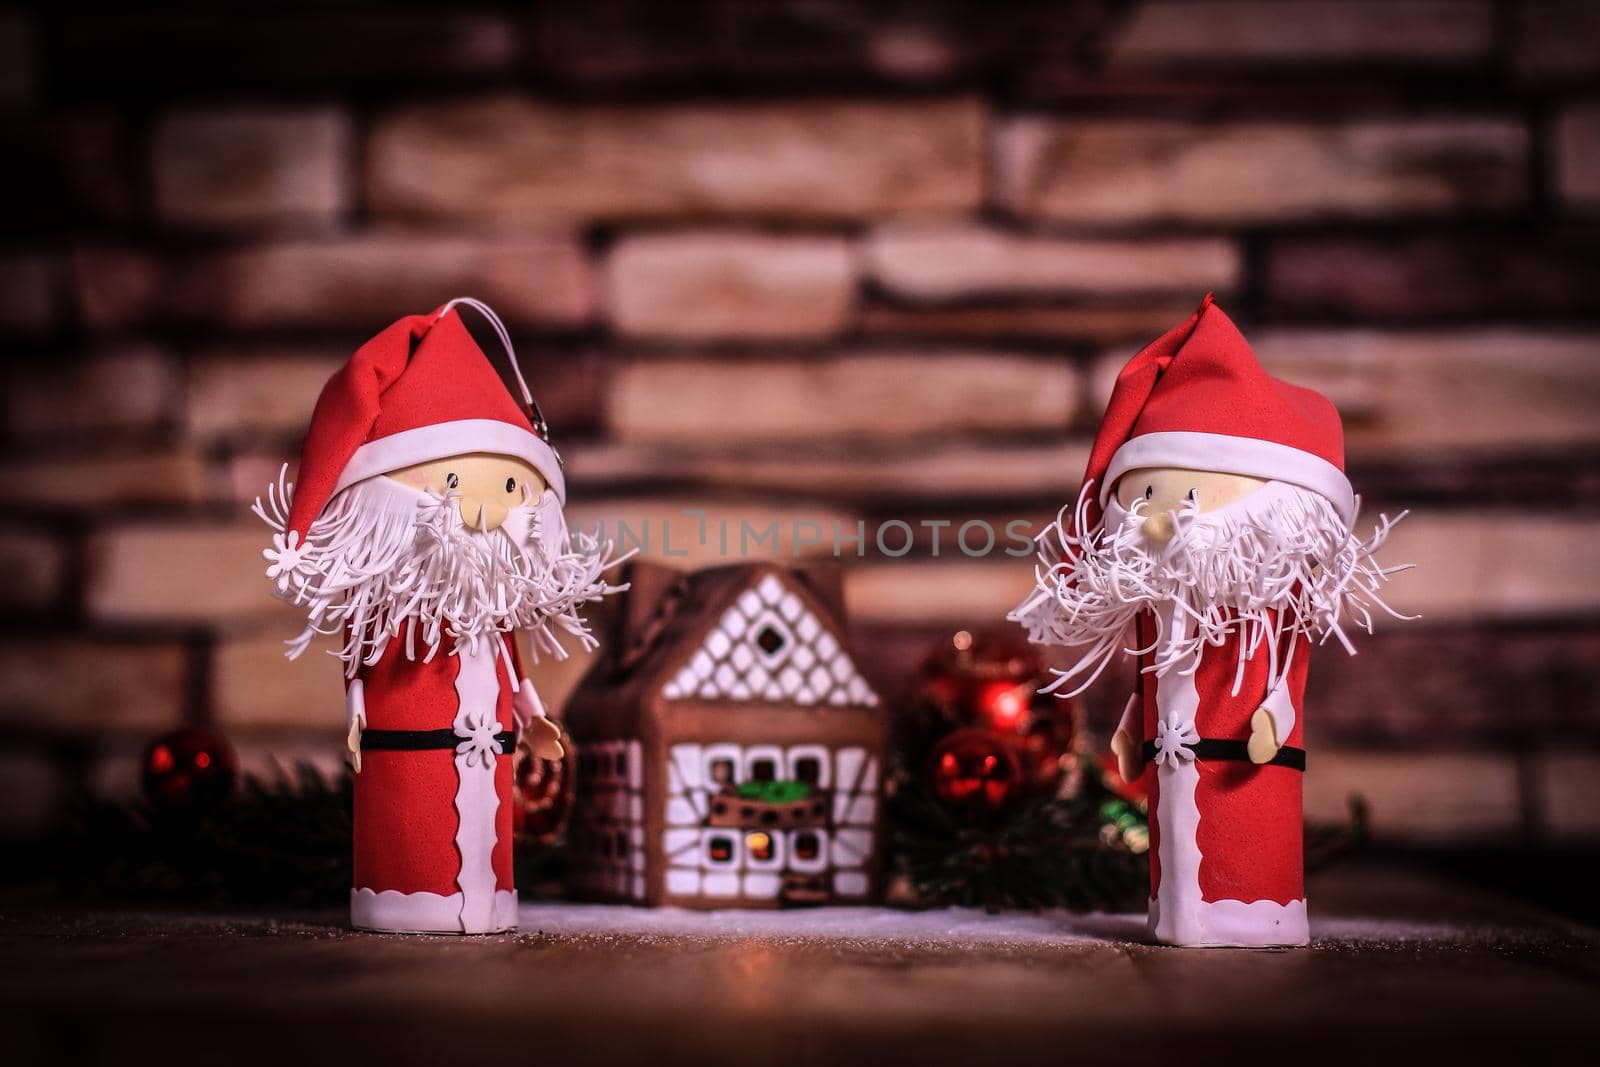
top-left (458, 496), bottom-right (509, 532)
top-left (1142, 511), bottom-right (1176, 543)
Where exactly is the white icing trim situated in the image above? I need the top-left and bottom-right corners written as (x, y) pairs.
top-left (1102, 431), bottom-right (1354, 525)
top-left (350, 888), bottom-right (517, 934)
top-left (453, 642), bottom-right (504, 934)
top-left (331, 418), bottom-right (566, 504)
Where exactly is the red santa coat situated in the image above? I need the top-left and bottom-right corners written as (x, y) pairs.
top-left (1125, 610), bottom-right (1309, 947)
top-left (348, 631), bottom-right (524, 934)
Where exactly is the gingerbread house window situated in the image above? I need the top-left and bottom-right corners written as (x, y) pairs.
top-left (706, 834), bottom-right (736, 865)
top-left (793, 832), bottom-right (821, 861)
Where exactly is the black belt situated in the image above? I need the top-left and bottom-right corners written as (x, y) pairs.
top-left (360, 728), bottom-right (517, 752)
top-left (1140, 738), bottom-right (1306, 772)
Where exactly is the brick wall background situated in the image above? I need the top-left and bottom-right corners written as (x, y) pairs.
top-left (1, 2), bottom-right (1597, 849)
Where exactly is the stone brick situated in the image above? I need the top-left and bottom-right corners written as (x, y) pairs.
top-left (1378, 515), bottom-right (1600, 623)
top-left (845, 560), bottom-right (1032, 626)
top-left (370, 96), bottom-right (984, 221)
top-left (152, 108), bottom-right (351, 229)
top-left (0, 451), bottom-right (207, 511)
top-left (72, 248), bottom-right (163, 331)
top-left (0, 11), bottom-right (32, 106)
top-left (1304, 751), bottom-right (1521, 843)
top-left (225, 449), bottom-right (297, 508)
top-left (185, 349), bottom-right (343, 440)
top-left (85, 522), bottom-right (280, 625)
top-left (0, 527), bottom-right (65, 610)
top-left (570, 439), bottom-right (1090, 506)
top-left (1106, 2), bottom-right (1492, 65)
top-left (4, 114), bottom-right (131, 231)
top-left (861, 301), bottom-right (1201, 344)
top-left (866, 225), bottom-right (1240, 302)
top-left (609, 352), bottom-right (1078, 444)
top-left (214, 632), bottom-right (345, 730)
top-left (0, 637), bottom-right (187, 731)
top-left (1095, 329), bottom-right (1600, 454)
top-left (4, 345), bottom-right (178, 437)
top-left (1308, 628), bottom-right (1600, 747)
top-left (528, 2), bottom-right (1022, 88)
top-left (202, 234), bottom-right (595, 330)
top-left (606, 232), bottom-right (856, 341)
top-left (1264, 233), bottom-right (1600, 318)
top-left (74, 235), bottom-right (594, 331)
top-left (1536, 752), bottom-right (1600, 841)
top-left (994, 118), bottom-right (1526, 224)
top-left (1554, 100), bottom-right (1600, 210)
top-left (0, 253), bottom-right (58, 334)
top-left (1254, 330), bottom-right (1600, 454)
top-left (563, 497), bottom-right (862, 567)
top-left (54, 12), bottom-right (517, 93)
top-left (1510, 1), bottom-right (1600, 87)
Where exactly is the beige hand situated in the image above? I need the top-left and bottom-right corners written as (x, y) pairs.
top-left (1248, 707), bottom-right (1280, 765)
top-left (347, 717), bottom-right (363, 775)
top-left (1111, 727), bottom-right (1141, 784)
top-left (524, 716), bottom-right (565, 761)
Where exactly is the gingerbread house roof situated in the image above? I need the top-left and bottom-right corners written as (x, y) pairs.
top-left (582, 561), bottom-right (880, 717)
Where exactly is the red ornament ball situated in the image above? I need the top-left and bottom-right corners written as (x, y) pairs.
top-left (142, 727), bottom-right (238, 809)
top-left (929, 728), bottom-right (1022, 816)
top-left (904, 629), bottom-right (1080, 798)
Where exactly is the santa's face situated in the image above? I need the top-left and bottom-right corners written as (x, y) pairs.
top-left (1113, 466), bottom-right (1267, 543)
top-left (258, 447), bottom-right (620, 673)
top-left (1013, 469), bottom-right (1403, 696)
top-left (386, 452), bottom-right (547, 534)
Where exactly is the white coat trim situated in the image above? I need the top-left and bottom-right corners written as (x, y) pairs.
top-left (1102, 430), bottom-right (1354, 525)
top-left (1151, 657), bottom-right (1206, 946)
top-left (453, 642), bottom-right (504, 934)
top-left (350, 888), bottom-right (517, 934)
top-left (331, 418), bottom-right (566, 504)
top-left (1148, 896), bottom-right (1309, 948)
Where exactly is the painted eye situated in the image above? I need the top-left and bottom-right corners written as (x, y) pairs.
top-left (445, 473), bottom-right (459, 490)
top-left (505, 477), bottom-right (517, 494)
top-left (1144, 486), bottom-right (1153, 501)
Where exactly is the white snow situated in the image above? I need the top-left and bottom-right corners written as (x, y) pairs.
top-left (515, 903), bottom-right (1482, 948)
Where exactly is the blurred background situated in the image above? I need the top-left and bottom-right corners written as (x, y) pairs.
top-left (0, 2), bottom-right (1596, 901)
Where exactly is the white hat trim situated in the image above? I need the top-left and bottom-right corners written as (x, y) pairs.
top-left (1101, 430), bottom-right (1354, 525)
top-left (332, 418), bottom-right (566, 503)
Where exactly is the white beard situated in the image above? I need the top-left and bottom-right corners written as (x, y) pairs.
top-left (1011, 481), bottom-right (1409, 699)
top-left (255, 469), bottom-right (625, 676)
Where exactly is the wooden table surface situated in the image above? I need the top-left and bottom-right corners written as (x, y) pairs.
top-left (3, 862), bottom-right (1597, 1066)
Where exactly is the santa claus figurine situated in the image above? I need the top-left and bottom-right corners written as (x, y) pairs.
top-left (254, 297), bottom-right (623, 934)
top-left (1013, 294), bottom-right (1409, 947)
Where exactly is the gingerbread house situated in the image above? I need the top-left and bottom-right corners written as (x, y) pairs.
top-left (564, 562), bottom-right (886, 908)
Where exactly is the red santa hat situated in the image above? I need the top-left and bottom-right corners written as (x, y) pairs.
top-left (284, 297), bottom-right (565, 544)
top-left (1083, 293), bottom-right (1353, 528)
